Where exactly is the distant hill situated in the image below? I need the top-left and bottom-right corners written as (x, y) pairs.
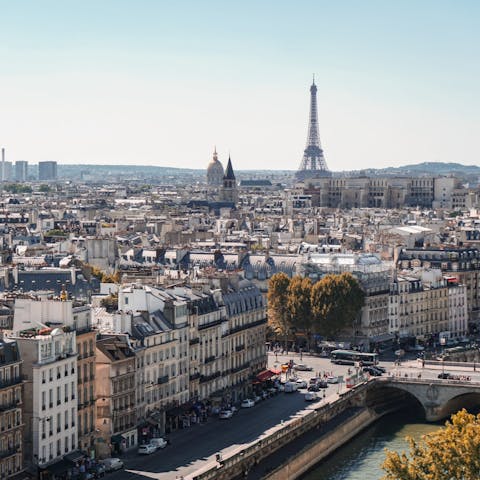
top-left (343, 162), bottom-right (480, 178)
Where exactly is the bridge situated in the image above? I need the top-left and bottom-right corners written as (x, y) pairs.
top-left (365, 375), bottom-right (480, 421)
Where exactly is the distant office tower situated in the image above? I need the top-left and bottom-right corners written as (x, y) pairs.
top-left (15, 161), bottom-right (28, 182)
top-left (2, 162), bottom-right (12, 182)
top-left (38, 161), bottom-right (57, 181)
top-left (296, 78), bottom-right (331, 181)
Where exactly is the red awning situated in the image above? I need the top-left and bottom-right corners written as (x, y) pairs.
top-left (269, 368), bottom-right (282, 375)
top-left (256, 370), bottom-right (275, 382)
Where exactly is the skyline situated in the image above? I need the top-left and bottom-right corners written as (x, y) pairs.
top-left (0, 1), bottom-right (479, 171)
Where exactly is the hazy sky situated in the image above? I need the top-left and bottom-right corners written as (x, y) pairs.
top-left (1, 1), bottom-right (479, 171)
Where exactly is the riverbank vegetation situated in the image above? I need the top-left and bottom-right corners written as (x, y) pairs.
top-left (382, 409), bottom-right (480, 480)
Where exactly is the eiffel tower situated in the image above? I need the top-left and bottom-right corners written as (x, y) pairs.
top-left (296, 78), bottom-right (331, 180)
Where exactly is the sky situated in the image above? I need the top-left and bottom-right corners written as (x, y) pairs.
top-left (0, 0), bottom-right (479, 171)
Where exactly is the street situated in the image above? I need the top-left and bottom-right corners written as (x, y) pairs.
top-left (113, 352), bottom-right (480, 479)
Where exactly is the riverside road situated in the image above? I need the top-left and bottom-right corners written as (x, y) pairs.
top-left (112, 352), bottom-right (480, 480)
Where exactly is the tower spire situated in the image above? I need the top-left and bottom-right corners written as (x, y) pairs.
top-left (296, 78), bottom-right (330, 180)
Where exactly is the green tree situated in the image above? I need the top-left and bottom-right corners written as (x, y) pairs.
top-left (287, 276), bottom-right (313, 348)
top-left (310, 272), bottom-right (364, 338)
top-left (39, 184), bottom-right (51, 193)
top-left (101, 294), bottom-right (118, 313)
top-left (267, 272), bottom-right (291, 349)
top-left (382, 409), bottom-right (480, 480)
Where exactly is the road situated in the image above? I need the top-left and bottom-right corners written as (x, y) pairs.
top-left (112, 352), bottom-right (479, 479)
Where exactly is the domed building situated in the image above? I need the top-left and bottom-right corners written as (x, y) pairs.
top-left (206, 147), bottom-right (224, 186)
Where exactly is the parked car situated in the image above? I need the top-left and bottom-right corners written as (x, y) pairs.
top-left (309, 377), bottom-right (320, 385)
top-left (138, 443), bottom-right (156, 455)
top-left (219, 409), bottom-right (233, 419)
top-left (293, 363), bottom-right (313, 371)
top-left (99, 458), bottom-right (124, 472)
top-left (317, 380), bottom-right (328, 388)
top-left (374, 365), bottom-right (387, 373)
top-left (149, 437), bottom-right (167, 449)
top-left (89, 464), bottom-right (106, 478)
top-left (326, 376), bottom-right (339, 384)
top-left (304, 391), bottom-right (318, 402)
top-left (308, 384), bottom-right (320, 392)
top-left (253, 394), bottom-right (262, 403)
top-left (284, 381), bottom-right (298, 393)
top-left (241, 399), bottom-right (255, 408)
top-left (295, 380), bottom-right (308, 389)
top-left (363, 366), bottom-right (382, 376)
top-left (438, 372), bottom-right (453, 379)
top-left (261, 390), bottom-right (269, 399)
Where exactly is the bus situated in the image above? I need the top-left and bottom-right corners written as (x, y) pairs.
top-left (330, 350), bottom-right (379, 366)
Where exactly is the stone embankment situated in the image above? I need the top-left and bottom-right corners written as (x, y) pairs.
top-left (188, 381), bottom-right (382, 480)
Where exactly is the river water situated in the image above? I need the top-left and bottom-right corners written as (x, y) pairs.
top-left (301, 410), bottom-right (441, 480)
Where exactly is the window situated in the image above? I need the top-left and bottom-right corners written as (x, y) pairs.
top-left (42, 371), bottom-right (46, 384)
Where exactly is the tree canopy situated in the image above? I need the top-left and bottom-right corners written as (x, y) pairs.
top-left (287, 276), bottom-right (312, 344)
top-left (310, 272), bottom-right (364, 338)
top-left (267, 272), bottom-right (292, 344)
top-left (382, 409), bottom-right (480, 480)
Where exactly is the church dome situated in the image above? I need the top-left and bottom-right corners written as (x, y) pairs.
top-left (207, 148), bottom-right (224, 186)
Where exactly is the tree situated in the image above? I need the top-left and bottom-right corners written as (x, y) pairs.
top-left (382, 409), bottom-right (480, 480)
top-left (101, 294), bottom-right (118, 313)
top-left (267, 272), bottom-right (291, 349)
top-left (287, 276), bottom-right (313, 348)
top-left (310, 272), bottom-right (364, 338)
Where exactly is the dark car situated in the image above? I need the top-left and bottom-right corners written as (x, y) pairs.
top-left (317, 380), bottom-right (328, 388)
top-left (438, 372), bottom-right (452, 379)
top-left (363, 366), bottom-right (382, 376)
top-left (89, 464), bottom-right (106, 478)
top-left (374, 365), bottom-right (386, 373)
top-left (308, 384), bottom-right (320, 392)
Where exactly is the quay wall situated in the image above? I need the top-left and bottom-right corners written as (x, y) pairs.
top-left (189, 382), bottom-right (372, 480)
top-left (264, 407), bottom-right (380, 480)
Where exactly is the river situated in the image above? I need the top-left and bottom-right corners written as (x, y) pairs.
top-left (301, 410), bottom-right (441, 480)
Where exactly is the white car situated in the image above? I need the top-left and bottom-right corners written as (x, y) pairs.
top-left (99, 458), bottom-right (124, 472)
top-left (219, 409), bottom-right (233, 419)
top-left (326, 376), bottom-right (339, 384)
top-left (241, 399), bottom-right (255, 408)
top-left (295, 380), bottom-right (308, 389)
top-left (304, 391), bottom-right (318, 402)
top-left (138, 444), bottom-right (156, 455)
top-left (149, 437), bottom-right (167, 449)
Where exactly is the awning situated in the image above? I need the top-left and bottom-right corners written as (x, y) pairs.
top-left (147, 412), bottom-right (163, 425)
top-left (111, 434), bottom-right (125, 444)
top-left (64, 450), bottom-right (85, 464)
top-left (370, 333), bottom-right (395, 343)
top-left (269, 368), bottom-right (282, 375)
top-left (256, 370), bottom-right (275, 382)
top-left (42, 459), bottom-right (71, 475)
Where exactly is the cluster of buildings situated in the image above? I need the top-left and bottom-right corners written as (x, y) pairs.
top-left (0, 81), bottom-right (479, 478)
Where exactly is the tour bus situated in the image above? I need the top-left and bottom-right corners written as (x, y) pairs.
top-left (330, 349), bottom-right (379, 366)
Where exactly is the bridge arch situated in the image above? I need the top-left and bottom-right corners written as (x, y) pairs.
top-left (435, 392), bottom-right (480, 420)
top-left (364, 383), bottom-right (426, 419)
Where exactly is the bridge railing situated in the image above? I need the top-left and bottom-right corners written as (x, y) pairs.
top-left (376, 376), bottom-right (480, 387)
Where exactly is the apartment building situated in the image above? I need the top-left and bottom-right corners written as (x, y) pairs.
top-left (95, 335), bottom-right (136, 456)
top-left (389, 272), bottom-right (449, 341)
top-left (0, 341), bottom-right (23, 479)
top-left (13, 327), bottom-right (77, 475)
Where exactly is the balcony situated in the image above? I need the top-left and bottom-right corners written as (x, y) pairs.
top-left (235, 344), bottom-right (245, 352)
top-left (157, 375), bottom-right (169, 385)
top-left (199, 371), bottom-right (221, 383)
top-left (0, 377), bottom-right (22, 390)
top-left (190, 372), bottom-right (201, 381)
top-left (204, 355), bottom-right (216, 364)
top-left (231, 363), bottom-right (250, 374)
top-left (198, 318), bottom-right (224, 331)
top-left (0, 400), bottom-right (20, 412)
top-left (189, 337), bottom-right (200, 346)
top-left (0, 447), bottom-right (18, 459)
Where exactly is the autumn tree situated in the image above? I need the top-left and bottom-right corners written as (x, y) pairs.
top-left (382, 409), bottom-right (480, 480)
top-left (310, 272), bottom-right (364, 338)
top-left (267, 272), bottom-right (291, 349)
top-left (287, 276), bottom-right (313, 348)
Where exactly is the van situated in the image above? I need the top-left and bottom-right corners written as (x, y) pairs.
top-left (99, 458), bottom-right (124, 472)
top-left (284, 382), bottom-right (298, 393)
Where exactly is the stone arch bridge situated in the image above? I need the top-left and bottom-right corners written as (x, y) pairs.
top-left (364, 376), bottom-right (480, 421)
